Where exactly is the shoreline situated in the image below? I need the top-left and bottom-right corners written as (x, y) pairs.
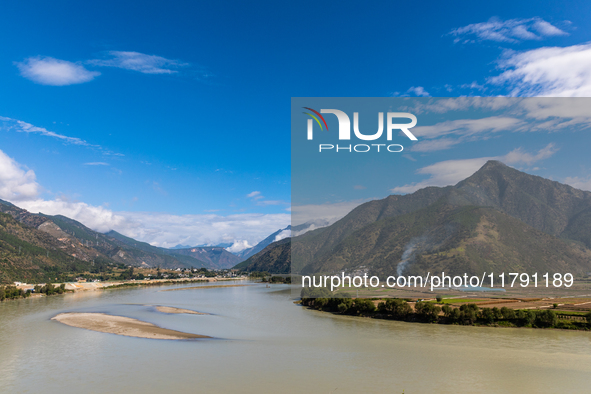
top-left (1, 277), bottom-right (248, 302)
top-left (301, 297), bottom-right (591, 331)
top-left (52, 312), bottom-right (210, 340)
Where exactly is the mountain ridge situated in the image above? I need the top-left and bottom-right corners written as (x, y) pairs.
top-left (244, 161), bottom-right (591, 276)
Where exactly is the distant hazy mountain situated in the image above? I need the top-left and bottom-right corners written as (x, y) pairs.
top-left (160, 246), bottom-right (241, 269)
top-left (170, 244), bottom-right (193, 250)
top-left (233, 226), bottom-right (291, 261)
top-left (236, 161), bottom-right (591, 276)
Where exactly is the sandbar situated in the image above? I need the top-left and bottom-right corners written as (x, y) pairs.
top-left (155, 306), bottom-right (207, 315)
top-left (52, 312), bottom-right (209, 340)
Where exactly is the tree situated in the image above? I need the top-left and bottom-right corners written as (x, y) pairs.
top-left (442, 304), bottom-right (452, 318)
top-left (492, 307), bottom-right (503, 320)
top-left (415, 301), bottom-right (441, 323)
top-left (449, 308), bottom-right (462, 323)
top-left (480, 308), bottom-right (495, 324)
top-left (436, 295), bottom-right (443, 303)
top-left (353, 299), bottom-right (377, 316)
top-left (500, 307), bottom-right (515, 320)
top-left (516, 310), bottom-right (536, 326)
top-left (379, 299), bottom-right (412, 319)
top-left (314, 298), bottom-right (329, 310)
top-left (535, 310), bottom-right (557, 328)
top-left (459, 304), bottom-right (479, 325)
top-left (338, 299), bottom-right (353, 314)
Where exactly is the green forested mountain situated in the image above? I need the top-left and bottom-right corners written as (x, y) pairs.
top-left (0, 212), bottom-right (110, 284)
top-left (243, 161), bottom-right (591, 276)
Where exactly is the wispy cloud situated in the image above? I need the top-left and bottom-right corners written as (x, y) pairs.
top-left (15, 56), bottom-right (100, 86)
top-left (247, 191), bottom-right (263, 199)
top-left (392, 86), bottom-right (430, 97)
top-left (88, 51), bottom-right (188, 74)
top-left (391, 144), bottom-right (558, 194)
top-left (490, 43), bottom-right (591, 97)
top-left (449, 17), bottom-right (568, 44)
top-left (84, 162), bottom-right (109, 166)
top-left (0, 116), bottom-right (123, 156)
top-left (15, 51), bottom-right (207, 86)
top-left (410, 116), bottom-right (524, 152)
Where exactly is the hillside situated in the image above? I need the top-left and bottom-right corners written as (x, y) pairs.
top-left (0, 212), bottom-right (110, 283)
top-left (248, 161), bottom-right (591, 277)
top-left (235, 226), bottom-right (291, 261)
top-left (0, 200), bottom-right (214, 275)
top-left (233, 238), bottom-right (291, 274)
top-left (301, 203), bottom-right (591, 276)
top-left (105, 230), bottom-right (210, 268)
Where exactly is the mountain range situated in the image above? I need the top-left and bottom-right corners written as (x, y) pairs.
top-left (0, 199), bottom-right (270, 283)
top-left (236, 161), bottom-right (591, 277)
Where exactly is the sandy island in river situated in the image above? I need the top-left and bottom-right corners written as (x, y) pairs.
top-left (154, 306), bottom-right (207, 315)
top-left (52, 313), bottom-right (209, 340)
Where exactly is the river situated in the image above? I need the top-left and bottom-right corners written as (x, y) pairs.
top-left (1, 281), bottom-right (590, 393)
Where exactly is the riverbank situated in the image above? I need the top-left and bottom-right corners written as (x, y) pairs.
top-left (301, 296), bottom-right (591, 331)
top-left (0, 277), bottom-right (247, 301)
top-left (51, 312), bottom-right (210, 339)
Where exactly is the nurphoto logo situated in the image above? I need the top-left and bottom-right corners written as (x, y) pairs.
top-left (303, 107), bottom-right (418, 153)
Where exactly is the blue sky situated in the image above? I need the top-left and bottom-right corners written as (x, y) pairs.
top-left (1, 0), bottom-right (591, 248)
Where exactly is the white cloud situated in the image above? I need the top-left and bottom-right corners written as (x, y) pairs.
top-left (0, 150), bottom-right (41, 201)
top-left (89, 51), bottom-right (188, 74)
top-left (114, 211), bottom-right (290, 248)
top-left (410, 116), bottom-right (523, 152)
top-left (563, 176), bottom-right (591, 192)
top-left (273, 229), bottom-right (291, 242)
top-left (0, 116), bottom-right (123, 156)
top-left (226, 240), bottom-right (253, 253)
top-left (391, 144), bottom-right (558, 194)
top-left (392, 86), bottom-right (431, 97)
top-left (15, 56), bottom-right (100, 86)
top-left (449, 17), bottom-right (567, 44)
top-left (407, 97), bottom-right (515, 115)
top-left (413, 116), bottom-right (523, 139)
top-left (84, 162), bottom-right (109, 166)
top-left (291, 200), bottom-right (370, 227)
top-left (18, 198), bottom-right (128, 233)
top-left (247, 191), bottom-right (262, 199)
top-left (0, 148), bottom-right (289, 248)
top-left (490, 43), bottom-right (591, 97)
top-left (407, 86), bottom-right (430, 97)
